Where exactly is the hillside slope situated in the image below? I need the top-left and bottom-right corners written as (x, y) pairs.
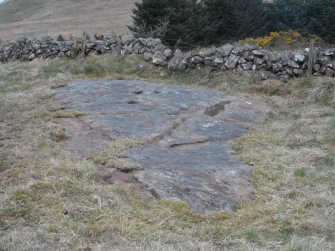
top-left (0, 0), bottom-right (137, 41)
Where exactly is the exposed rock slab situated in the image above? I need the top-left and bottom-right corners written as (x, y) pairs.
top-left (55, 80), bottom-right (269, 212)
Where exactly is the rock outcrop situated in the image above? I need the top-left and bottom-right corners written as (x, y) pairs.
top-left (55, 80), bottom-right (270, 212)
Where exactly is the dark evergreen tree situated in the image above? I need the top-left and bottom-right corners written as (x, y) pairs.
top-left (129, 0), bottom-right (204, 46)
top-left (163, 0), bottom-right (205, 46)
top-left (128, 0), bottom-right (170, 38)
top-left (129, 0), bottom-right (335, 46)
top-left (266, 0), bottom-right (335, 43)
top-left (204, 0), bottom-right (269, 43)
top-left (266, 0), bottom-right (308, 34)
top-left (305, 0), bottom-right (335, 43)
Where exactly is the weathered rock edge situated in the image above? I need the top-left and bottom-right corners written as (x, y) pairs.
top-left (1, 33), bottom-right (335, 81)
top-left (55, 80), bottom-right (270, 212)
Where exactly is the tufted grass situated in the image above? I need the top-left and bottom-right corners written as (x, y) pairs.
top-left (0, 55), bottom-right (334, 250)
top-left (308, 78), bottom-right (335, 105)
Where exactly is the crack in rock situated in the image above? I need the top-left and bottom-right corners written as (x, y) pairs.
top-left (204, 100), bottom-right (231, 117)
top-left (146, 117), bottom-right (187, 144)
top-left (168, 139), bottom-right (209, 148)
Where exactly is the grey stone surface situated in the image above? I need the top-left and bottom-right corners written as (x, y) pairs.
top-left (168, 49), bottom-right (184, 70)
top-left (55, 80), bottom-right (270, 212)
top-left (293, 53), bottom-right (305, 63)
top-left (216, 44), bottom-right (234, 57)
top-left (254, 57), bottom-right (265, 66)
top-left (279, 74), bottom-right (290, 83)
top-left (143, 52), bottom-right (153, 62)
top-left (325, 68), bottom-right (334, 77)
top-left (199, 47), bottom-right (215, 57)
top-left (152, 51), bottom-right (167, 66)
top-left (288, 60), bottom-right (300, 69)
top-left (226, 54), bottom-right (240, 69)
top-left (241, 62), bottom-right (252, 71)
top-left (214, 56), bottom-right (224, 64)
top-left (164, 48), bottom-right (173, 58)
top-left (190, 56), bottom-right (204, 64)
top-left (273, 61), bottom-right (284, 73)
top-left (139, 38), bottom-right (162, 48)
top-left (252, 50), bottom-right (267, 57)
top-left (259, 71), bottom-right (277, 80)
top-left (324, 49), bottom-right (334, 56)
top-left (121, 34), bottom-right (134, 46)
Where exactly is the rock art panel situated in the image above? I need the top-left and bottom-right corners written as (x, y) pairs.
top-left (55, 80), bottom-right (270, 212)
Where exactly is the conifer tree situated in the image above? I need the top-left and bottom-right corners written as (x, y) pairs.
top-left (204, 0), bottom-right (268, 42)
top-left (266, 0), bottom-right (308, 34)
top-left (128, 0), bottom-right (170, 38)
top-left (129, 0), bottom-right (335, 46)
top-left (305, 0), bottom-right (335, 43)
top-left (129, 0), bottom-right (204, 46)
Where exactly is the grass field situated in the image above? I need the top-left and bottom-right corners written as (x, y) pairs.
top-left (0, 55), bottom-right (334, 250)
top-left (0, 0), bottom-right (136, 42)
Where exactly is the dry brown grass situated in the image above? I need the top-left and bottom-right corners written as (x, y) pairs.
top-left (0, 0), bottom-right (137, 42)
top-left (0, 55), bottom-right (334, 250)
top-left (52, 111), bottom-right (87, 119)
top-left (309, 78), bottom-right (335, 104)
top-left (89, 138), bottom-right (144, 171)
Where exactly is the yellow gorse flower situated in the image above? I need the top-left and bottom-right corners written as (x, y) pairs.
top-left (240, 30), bottom-right (320, 47)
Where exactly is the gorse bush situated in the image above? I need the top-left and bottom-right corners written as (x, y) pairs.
top-left (130, 0), bottom-right (335, 46)
top-left (242, 30), bottom-right (321, 47)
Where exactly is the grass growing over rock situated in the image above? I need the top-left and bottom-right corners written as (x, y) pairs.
top-left (0, 55), bottom-right (334, 250)
top-left (89, 138), bottom-right (144, 171)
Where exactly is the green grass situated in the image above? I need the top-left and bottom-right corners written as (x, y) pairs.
top-left (0, 70), bottom-right (38, 93)
top-left (39, 55), bottom-right (245, 89)
top-left (0, 55), bottom-right (334, 250)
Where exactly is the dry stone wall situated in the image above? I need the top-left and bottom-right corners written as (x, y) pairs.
top-left (1, 34), bottom-right (335, 81)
